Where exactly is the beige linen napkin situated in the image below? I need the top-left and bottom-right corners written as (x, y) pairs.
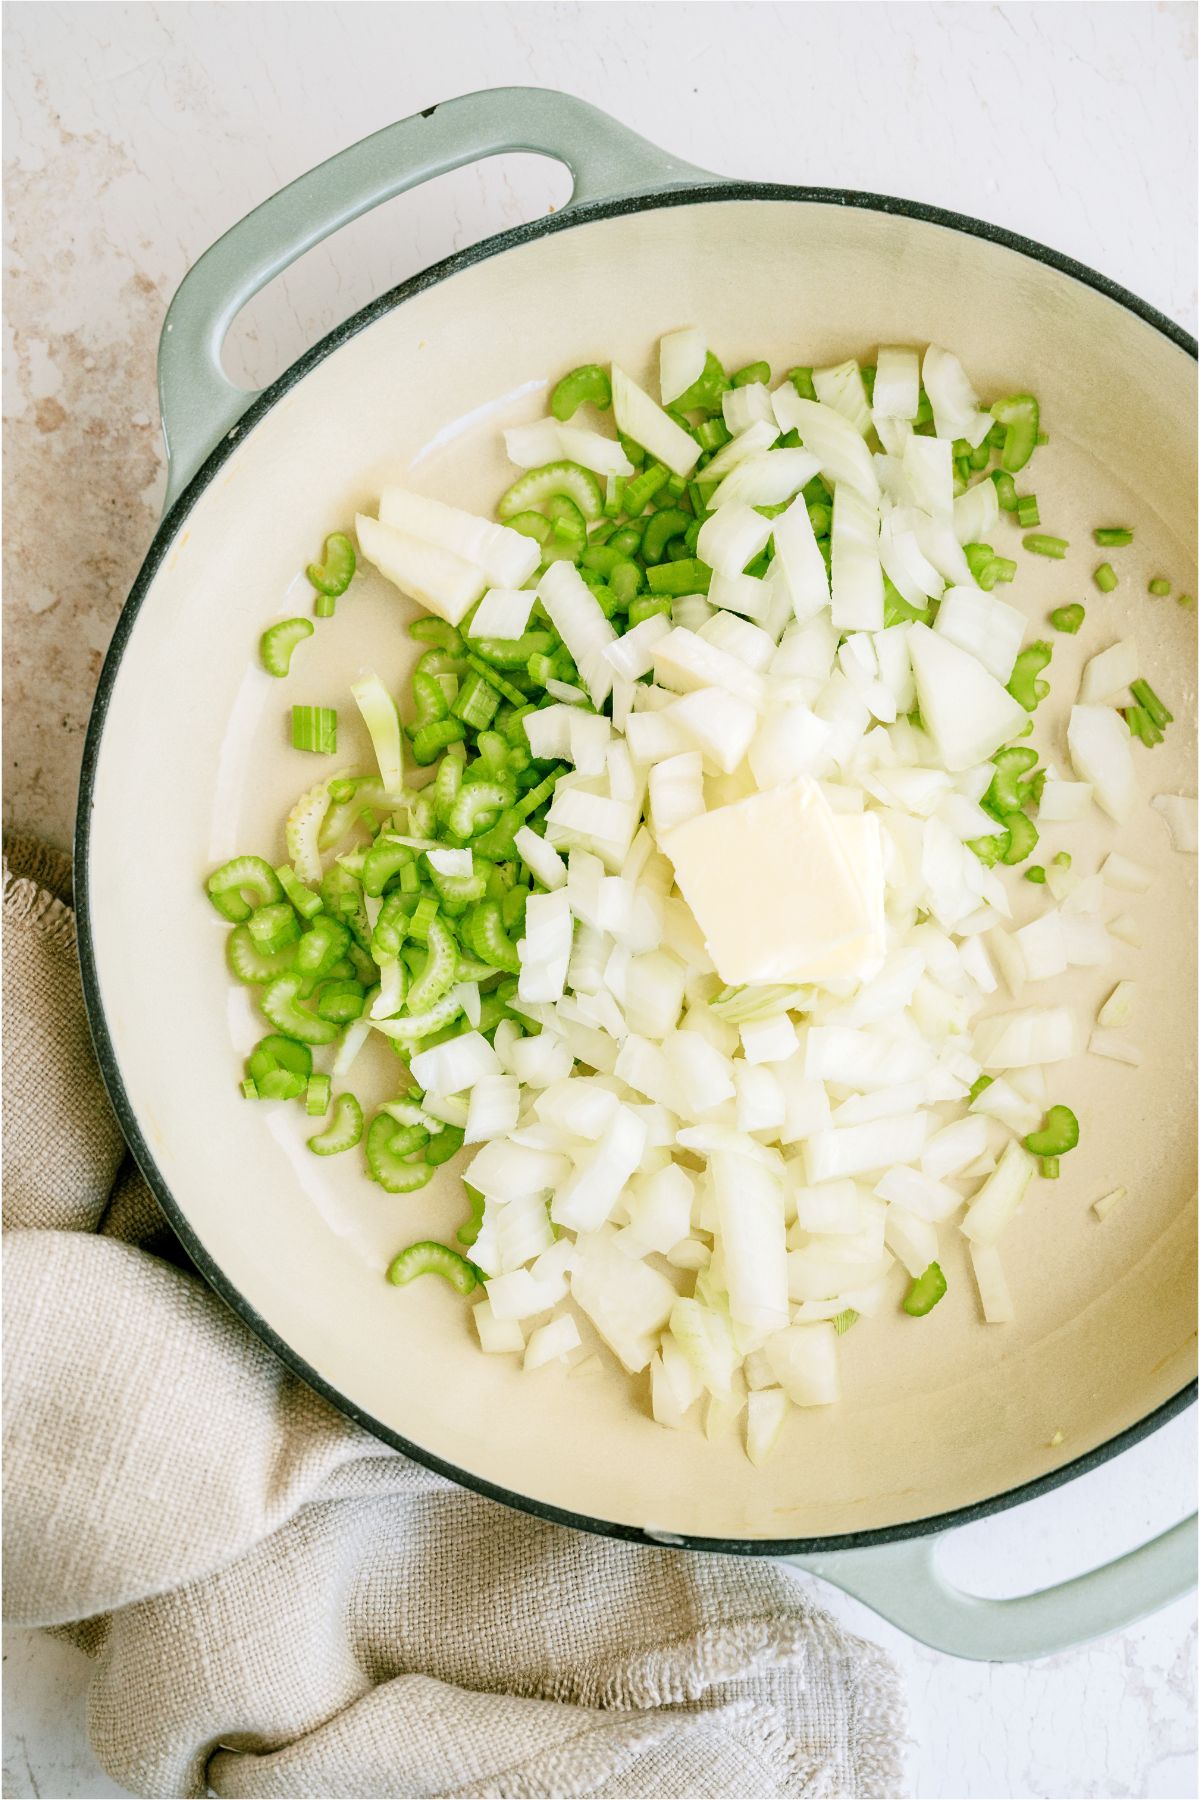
top-left (2, 835), bottom-right (904, 1800)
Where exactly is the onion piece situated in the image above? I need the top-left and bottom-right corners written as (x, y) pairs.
top-left (552, 1106), bottom-right (647, 1233)
top-left (872, 346), bottom-right (920, 420)
top-left (505, 420), bottom-right (566, 468)
top-left (739, 1012), bottom-right (800, 1065)
top-left (1152, 794), bottom-right (1197, 852)
top-left (745, 1389), bottom-right (790, 1465)
top-left (708, 448), bottom-right (820, 510)
top-left (518, 890), bottom-right (573, 1003)
top-left (803, 1113), bottom-right (928, 1182)
top-left (503, 420), bottom-right (633, 478)
top-left (659, 326), bottom-right (706, 405)
top-left (572, 1228), bottom-right (677, 1372)
top-left (625, 1163), bottom-right (694, 1255)
top-left (611, 364), bottom-right (701, 477)
top-left (903, 435), bottom-right (954, 516)
top-left (667, 687), bottom-right (758, 773)
top-left (793, 1178), bottom-right (863, 1235)
top-left (1039, 779), bottom-right (1093, 822)
top-left (722, 382), bottom-right (776, 435)
top-left (875, 1165), bottom-right (963, 1223)
top-left (1014, 912), bottom-right (1067, 982)
top-left (1088, 1029), bottom-right (1143, 1066)
top-left (953, 476), bottom-right (1001, 545)
top-left (812, 359), bottom-right (872, 434)
top-left (969, 1242), bottom-right (1014, 1324)
top-left (524, 1313), bottom-right (582, 1371)
top-left (771, 492), bottom-right (831, 623)
top-left (467, 1137), bottom-right (570, 1205)
top-left (468, 586), bottom-right (537, 639)
top-left (539, 561), bottom-right (617, 709)
top-left (706, 571), bottom-right (771, 622)
top-left (356, 514), bottom-right (487, 625)
top-left (1078, 640), bottom-right (1138, 704)
top-left (1067, 706), bottom-right (1136, 823)
top-left (1092, 1187), bottom-right (1127, 1221)
top-left (830, 485), bottom-right (883, 632)
top-left (921, 1114), bottom-right (990, 1180)
top-left (1061, 914), bottom-right (1111, 967)
top-left (712, 1151), bottom-right (790, 1335)
top-left (907, 624), bottom-right (1027, 771)
top-left (933, 587), bottom-right (1026, 685)
top-left (410, 1030), bottom-right (500, 1095)
top-left (973, 1005), bottom-right (1076, 1068)
top-left (604, 612), bottom-right (672, 681)
top-left (879, 515), bottom-right (943, 604)
top-left (1101, 851), bottom-right (1152, 893)
top-left (922, 344), bottom-right (990, 444)
top-left (960, 1139), bottom-right (1036, 1246)
top-left (557, 425), bottom-right (636, 478)
top-left (910, 510), bottom-right (976, 587)
top-left (969, 1076), bottom-right (1041, 1135)
top-left (698, 419), bottom-right (780, 485)
top-left (884, 1206), bottom-right (939, 1277)
top-left (697, 504), bottom-right (774, 579)
top-left (648, 752), bottom-right (705, 835)
top-left (770, 391), bottom-right (880, 501)
top-left (669, 1295), bottom-right (739, 1396)
top-left (1097, 980), bottom-right (1137, 1029)
top-left (764, 1322), bottom-right (840, 1405)
top-left (378, 486), bottom-right (540, 589)
top-left (697, 611), bottom-right (777, 671)
top-left (652, 627), bottom-right (767, 709)
top-left (1108, 912), bottom-right (1142, 947)
top-left (514, 826), bottom-right (567, 892)
top-left (474, 1299), bottom-right (525, 1355)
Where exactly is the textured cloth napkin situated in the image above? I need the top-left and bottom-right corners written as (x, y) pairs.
top-left (2, 834), bottom-right (904, 1800)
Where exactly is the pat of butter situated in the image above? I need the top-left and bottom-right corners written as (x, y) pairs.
top-left (661, 777), bottom-right (884, 986)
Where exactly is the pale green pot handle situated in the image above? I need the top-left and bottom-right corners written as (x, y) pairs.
top-left (157, 86), bottom-right (715, 507)
top-left (786, 1512), bottom-right (1196, 1661)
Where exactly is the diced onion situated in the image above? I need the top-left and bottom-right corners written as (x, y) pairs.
top-left (1039, 779), bottom-right (1093, 822)
top-left (873, 346), bottom-right (920, 419)
top-left (1152, 794), bottom-right (1197, 852)
top-left (812, 359), bottom-right (871, 434)
top-left (770, 391), bottom-right (880, 501)
top-left (922, 345), bottom-right (990, 444)
top-left (611, 364), bottom-right (701, 477)
top-left (378, 487), bottom-right (539, 589)
top-left (745, 1388), bottom-right (789, 1465)
top-left (468, 586), bottom-right (536, 639)
top-left (969, 1242), bottom-right (1014, 1324)
top-left (659, 326), bottom-right (706, 405)
top-left (1101, 852), bottom-right (1152, 892)
top-left (764, 1323), bottom-right (840, 1406)
top-left (1079, 640), bottom-right (1138, 704)
top-left (1067, 706), bottom-right (1136, 823)
top-left (830, 486), bottom-right (883, 632)
top-left (1087, 1029), bottom-right (1142, 1066)
top-left (960, 1140), bottom-right (1035, 1246)
top-left (722, 381), bottom-right (776, 435)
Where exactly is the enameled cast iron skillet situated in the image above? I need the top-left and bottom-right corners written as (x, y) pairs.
top-left (76, 89), bottom-right (1198, 1659)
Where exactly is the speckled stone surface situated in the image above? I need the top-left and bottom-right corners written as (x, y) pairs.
top-left (2, 5), bottom-right (1196, 1798)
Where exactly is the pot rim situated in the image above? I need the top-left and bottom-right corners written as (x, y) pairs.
top-left (75, 179), bottom-right (1198, 1555)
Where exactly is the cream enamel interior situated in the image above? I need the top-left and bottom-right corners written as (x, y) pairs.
top-left (85, 198), bottom-right (1198, 1541)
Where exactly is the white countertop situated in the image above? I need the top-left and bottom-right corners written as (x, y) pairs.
top-left (3, 4), bottom-right (1196, 1795)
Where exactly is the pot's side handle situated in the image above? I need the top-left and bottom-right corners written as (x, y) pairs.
top-left (785, 1513), bottom-right (1196, 1662)
top-left (158, 86), bottom-right (715, 508)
